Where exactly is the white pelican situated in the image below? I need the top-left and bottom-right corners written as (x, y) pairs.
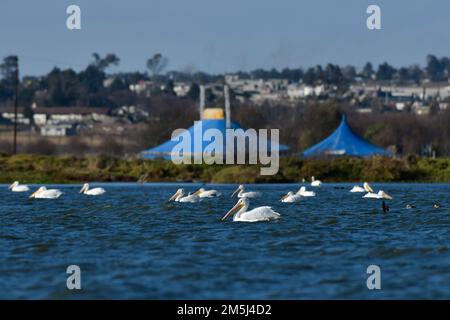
top-left (280, 191), bottom-right (302, 203)
top-left (29, 187), bottom-right (62, 199)
top-left (362, 182), bottom-right (378, 198)
top-left (296, 186), bottom-right (316, 197)
top-left (377, 190), bottom-right (393, 200)
top-left (231, 185), bottom-right (261, 198)
top-left (362, 183), bottom-right (392, 199)
top-left (221, 197), bottom-right (281, 222)
top-left (169, 188), bottom-right (201, 203)
top-left (194, 188), bottom-right (221, 198)
top-left (80, 183), bottom-right (106, 196)
top-left (311, 176), bottom-right (322, 187)
top-left (350, 185), bottom-right (365, 193)
top-left (8, 181), bottom-right (30, 192)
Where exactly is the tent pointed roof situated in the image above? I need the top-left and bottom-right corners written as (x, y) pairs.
top-left (303, 116), bottom-right (391, 157)
top-left (141, 110), bottom-right (289, 160)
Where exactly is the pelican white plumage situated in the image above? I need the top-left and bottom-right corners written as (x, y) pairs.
top-left (350, 185), bottom-right (365, 193)
top-left (80, 183), bottom-right (106, 196)
top-left (377, 190), bottom-right (393, 200)
top-left (280, 191), bottom-right (302, 203)
top-left (194, 187), bottom-right (221, 198)
top-left (231, 185), bottom-right (261, 198)
top-left (29, 187), bottom-right (62, 199)
top-left (8, 181), bottom-right (30, 192)
top-left (222, 197), bottom-right (281, 222)
top-left (311, 176), bottom-right (322, 187)
top-left (296, 186), bottom-right (316, 197)
top-left (362, 182), bottom-right (392, 200)
top-left (169, 188), bottom-right (201, 203)
top-left (362, 182), bottom-right (378, 198)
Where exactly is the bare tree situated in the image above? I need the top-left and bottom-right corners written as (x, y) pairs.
top-left (146, 53), bottom-right (168, 77)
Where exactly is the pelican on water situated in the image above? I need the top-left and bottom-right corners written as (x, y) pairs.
top-left (29, 187), bottom-right (62, 199)
top-left (231, 185), bottom-right (261, 198)
top-left (311, 176), bottom-right (322, 187)
top-left (362, 182), bottom-right (392, 200)
top-left (169, 188), bottom-right (201, 203)
top-left (296, 186), bottom-right (316, 197)
top-left (8, 181), bottom-right (30, 192)
top-left (194, 188), bottom-right (221, 198)
top-left (80, 183), bottom-right (106, 196)
top-left (280, 191), bottom-right (302, 203)
top-left (350, 185), bottom-right (365, 193)
top-left (222, 197), bottom-right (281, 222)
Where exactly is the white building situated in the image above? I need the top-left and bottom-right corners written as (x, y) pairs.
top-left (40, 124), bottom-right (76, 136)
top-left (32, 107), bottom-right (110, 126)
top-left (0, 107), bottom-right (30, 124)
top-left (173, 82), bottom-right (191, 97)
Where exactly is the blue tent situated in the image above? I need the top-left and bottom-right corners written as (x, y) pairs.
top-left (303, 116), bottom-right (391, 157)
top-left (141, 117), bottom-right (289, 160)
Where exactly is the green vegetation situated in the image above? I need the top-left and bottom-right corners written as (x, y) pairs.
top-left (0, 154), bottom-right (449, 184)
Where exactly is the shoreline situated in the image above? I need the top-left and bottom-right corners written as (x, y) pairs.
top-left (1, 154), bottom-right (449, 184)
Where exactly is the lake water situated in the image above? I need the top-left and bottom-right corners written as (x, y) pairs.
top-left (1, 183), bottom-right (449, 299)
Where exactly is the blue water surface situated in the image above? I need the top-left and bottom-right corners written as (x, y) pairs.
top-left (1, 182), bottom-right (449, 299)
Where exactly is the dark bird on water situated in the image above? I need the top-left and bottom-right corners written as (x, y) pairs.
top-left (382, 200), bottom-right (389, 213)
top-left (433, 203), bottom-right (440, 209)
top-left (406, 204), bottom-right (416, 209)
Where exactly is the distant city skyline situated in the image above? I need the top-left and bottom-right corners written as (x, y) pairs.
top-left (1, 0), bottom-right (450, 76)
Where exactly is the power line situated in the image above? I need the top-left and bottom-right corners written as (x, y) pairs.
top-left (13, 55), bottom-right (19, 154)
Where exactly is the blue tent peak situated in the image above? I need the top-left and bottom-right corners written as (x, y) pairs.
top-left (303, 115), bottom-right (391, 157)
top-left (141, 118), bottom-right (289, 160)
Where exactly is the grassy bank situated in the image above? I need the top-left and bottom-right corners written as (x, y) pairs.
top-left (0, 154), bottom-right (449, 184)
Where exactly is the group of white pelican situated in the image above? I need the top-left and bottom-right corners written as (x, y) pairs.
top-left (168, 184), bottom-right (281, 222)
top-left (9, 177), bottom-right (398, 223)
top-left (168, 177), bottom-right (330, 223)
top-left (167, 178), bottom-right (398, 223)
top-left (349, 182), bottom-right (392, 199)
top-left (8, 181), bottom-right (105, 198)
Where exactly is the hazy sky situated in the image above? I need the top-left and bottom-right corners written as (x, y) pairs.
top-left (1, 0), bottom-right (450, 76)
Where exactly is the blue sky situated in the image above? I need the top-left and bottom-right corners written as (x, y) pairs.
top-left (1, 0), bottom-right (449, 75)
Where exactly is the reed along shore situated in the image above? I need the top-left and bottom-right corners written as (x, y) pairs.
top-left (0, 154), bottom-right (449, 184)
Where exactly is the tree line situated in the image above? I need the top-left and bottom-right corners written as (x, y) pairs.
top-left (1, 54), bottom-right (450, 109)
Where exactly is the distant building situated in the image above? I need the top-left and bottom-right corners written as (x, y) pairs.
top-left (31, 106), bottom-right (110, 126)
top-left (0, 106), bottom-right (30, 124)
top-left (173, 82), bottom-right (191, 97)
top-left (129, 80), bottom-right (153, 96)
top-left (40, 124), bottom-right (77, 136)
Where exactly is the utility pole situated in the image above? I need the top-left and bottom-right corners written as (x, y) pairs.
top-left (13, 56), bottom-right (19, 154)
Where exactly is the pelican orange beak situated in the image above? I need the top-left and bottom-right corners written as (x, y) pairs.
top-left (364, 182), bottom-right (374, 193)
top-left (221, 201), bottom-right (244, 221)
top-left (192, 189), bottom-right (202, 195)
top-left (29, 191), bottom-right (37, 198)
top-left (231, 187), bottom-right (241, 198)
top-left (79, 185), bottom-right (87, 194)
top-left (169, 190), bottom-right (181, 201)
top-left (280, 193), bottom-right (289, 201)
